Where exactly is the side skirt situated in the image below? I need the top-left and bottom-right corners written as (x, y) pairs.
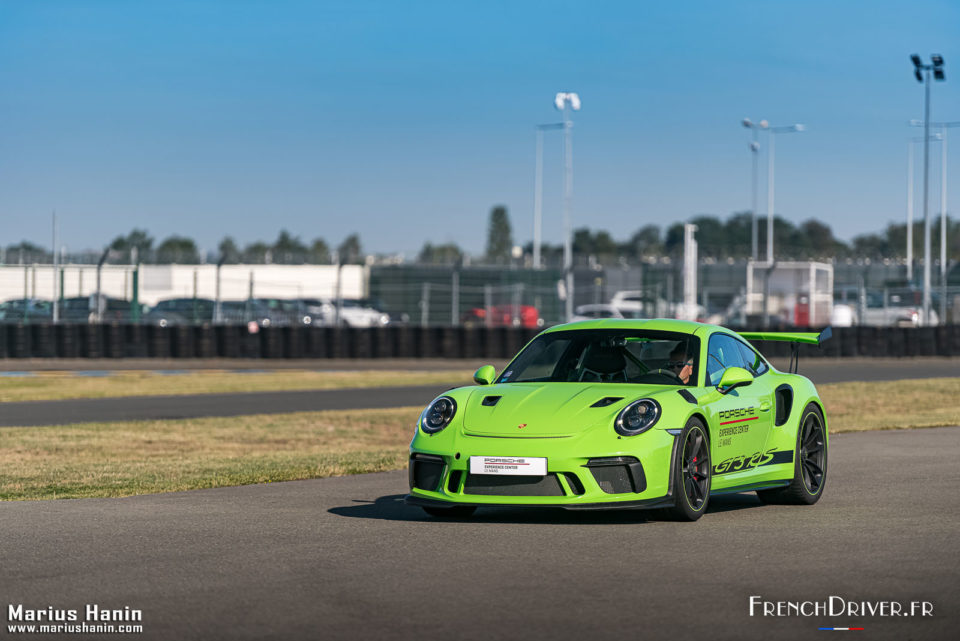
top-left (710, 480), bottom-right (790, 496)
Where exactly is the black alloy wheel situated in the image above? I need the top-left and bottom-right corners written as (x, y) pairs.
top-left (757, 403), bottom-right (828, 505)
top-left (799, 412), bottom-right (826, 494)
top-left (661, 418), bottom-right (711, 521)
top-left (682, 426), bottom-right (710, 511)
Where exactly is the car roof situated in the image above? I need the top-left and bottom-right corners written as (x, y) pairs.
top-left (542, 318), bottom-right (722, 336)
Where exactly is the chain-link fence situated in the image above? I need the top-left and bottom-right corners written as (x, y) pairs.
top-left (2, 261), bottom-right (958, 328)
top-left (0, 264), bottom-right (367, 325)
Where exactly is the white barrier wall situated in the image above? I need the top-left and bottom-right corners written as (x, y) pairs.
top-left (0, 264), bottom-right (367, 305)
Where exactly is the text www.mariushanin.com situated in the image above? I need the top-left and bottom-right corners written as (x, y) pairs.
top-left (7, 622), bottom-right (143, 634)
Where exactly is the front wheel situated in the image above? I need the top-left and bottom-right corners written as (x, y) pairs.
top-left (662, 418), bottom-right (711, 521)
top-left (757, 403), bottom-right (827, 505)
top-left (422, 505), bottom-right (477, 519)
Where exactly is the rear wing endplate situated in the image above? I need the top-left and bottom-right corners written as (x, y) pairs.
top-left (738, 327), bottom-right (832, 373)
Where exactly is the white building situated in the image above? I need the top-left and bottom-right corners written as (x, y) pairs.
top-left (0, 264), bottom-right (367, 305)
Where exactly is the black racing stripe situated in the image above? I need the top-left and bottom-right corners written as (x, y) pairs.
top-left (768, 450), bottom-right (794, 466)
top-left (712, 449), bottom-right (793, 476)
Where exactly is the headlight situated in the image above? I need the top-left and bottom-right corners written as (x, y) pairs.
top-left (614, 398), bottom-right (661, 436)
top-left (421, 396), bottom-right (457, 433)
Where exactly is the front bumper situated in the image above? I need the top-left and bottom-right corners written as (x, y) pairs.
top-left (406, 427), bottom-right (679, 509)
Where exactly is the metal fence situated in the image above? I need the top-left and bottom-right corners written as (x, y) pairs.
top-left (3, 260), bottom-right (959, 328)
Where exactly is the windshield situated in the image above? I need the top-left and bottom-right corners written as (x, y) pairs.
top-left (497, 329), bottom-right (700, 386)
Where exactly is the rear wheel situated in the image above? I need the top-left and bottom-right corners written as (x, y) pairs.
top-left (757, 403), bottom-right (827, 505)
top-left (662, 418), bottom-right (711, 521)
top-left (422, 505), bottom-right (477, 518)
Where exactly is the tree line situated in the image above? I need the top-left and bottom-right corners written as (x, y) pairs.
top-left (1, 230), bottom-right (365, 265)
top-left (3, 207), bottom-right (959, 266)
top-left (419, 207), bottom-right (960, 265)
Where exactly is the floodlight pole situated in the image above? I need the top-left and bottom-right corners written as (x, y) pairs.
top-left (765, 124), bottom-right (804, 264)
top-left (911, 53), bottom-right (946, 325)
top-left (563, 105), bottom-right (573, 322)
top-left (942, 126), bottom-right (948, 321)
top-left (534, 127), bottom-right (543, 270)
top-left (907, 141), bottom-right (914, 281)
top-left (533, 122), bottom-right (563, 270)
top-left (767, 134), bottom-right (774, 265)
top-left (742, 118), bottom-right (768, 261)
top-left (909, 119), bottom-right (958, 310)
top-left (555, 92), bottom-right (580, 321)
top-left (52, 211), bottom-right (59, 323)
top-left (922, 67), bottom-right (932, 325)
top-left (933, 122), bottom-right (960, 320)
top-left (750, 128), bottom-right (759, 261)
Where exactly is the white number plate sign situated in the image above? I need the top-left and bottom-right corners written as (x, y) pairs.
top-left (469, 456), bottom-right (547, 476)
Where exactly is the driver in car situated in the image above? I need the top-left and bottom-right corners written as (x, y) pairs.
top-left (668, 345), bottom-right (694, 385)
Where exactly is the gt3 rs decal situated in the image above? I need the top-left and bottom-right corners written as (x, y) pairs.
top-left (718, 406), bottom-right (758, 425)
top-left (713, 449), bottom-right (793, 475)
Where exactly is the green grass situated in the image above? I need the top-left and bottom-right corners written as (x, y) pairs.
top-left (819, 377), bottom-right (960, 432)
top-left (0, 378), bottom-right (956, 501)
top-left (0, 407), bottom-right (421, 501)
top-left (0, 369), bottom-right (471, 402)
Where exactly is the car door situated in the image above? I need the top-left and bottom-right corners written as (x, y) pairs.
top-left (732, 337), bottom-right (783, 454)
top-left (702, 332), bottom-right (775, 489)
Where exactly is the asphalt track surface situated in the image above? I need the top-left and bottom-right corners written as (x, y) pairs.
top-left (2, 426), bottom-right (957, 640)
top-left (0, 357), bottom-right (485, 372)
top-left (1, 358), bottom-right (957, 427)
top-left (0, 385), bottom-right (455, 427)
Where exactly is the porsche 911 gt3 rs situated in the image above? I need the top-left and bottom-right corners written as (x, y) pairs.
top-left (405, 319), bottom-right (830, 521)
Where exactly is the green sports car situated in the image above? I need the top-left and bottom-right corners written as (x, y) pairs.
top-left (405, 319), bottom-right (830, 521)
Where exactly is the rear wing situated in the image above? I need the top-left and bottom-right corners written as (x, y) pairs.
top-left (738, 327), bottom-right (832, 373)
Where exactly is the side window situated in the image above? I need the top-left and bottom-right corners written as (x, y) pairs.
top-left (706, 334), bottom-right (749, 386)
top-left (735, 340), bottom-right (769, 377)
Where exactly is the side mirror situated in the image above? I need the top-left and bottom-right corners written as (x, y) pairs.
top-left (717, 367), bottom-right (753, 394)
top-left (473, 365), bottom-right (496, 386)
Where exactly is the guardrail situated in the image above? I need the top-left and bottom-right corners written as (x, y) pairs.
top-left (0, 324), bottom-right (958, 359)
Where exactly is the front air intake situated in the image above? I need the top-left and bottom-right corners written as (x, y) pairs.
top-left (463, 473), bottom-right (565, 496)
top-left (409, 453), bottom-right (445, 492)
top-left (585, 456), bottom-right (646, 494)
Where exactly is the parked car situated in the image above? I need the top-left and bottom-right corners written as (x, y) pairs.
top-left (60, 296), bottom-right (149, 323)
top-left (830, 304), bottom-right (856, 328)
top-left (218, 300), bottom-right (276, 327)
top-left (0, 298), bottom-right (52, 323)
top-left (571, 304), bottom-right (625, 322)
top-left (461, 305), bottom-right (542, 328)
top-left (609, 290), bottom-right (669, 319)
top-left (251, 298), bottom-right (312, 326)
top-left (299, 298), bottom-right (391, 327)
top-left (147, 298), bottom-right (216, 326)
top-left (832, 288), bottom-right (939, 327)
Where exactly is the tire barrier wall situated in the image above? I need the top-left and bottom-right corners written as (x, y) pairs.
top-left (0, 324), bottom-right (958, 359)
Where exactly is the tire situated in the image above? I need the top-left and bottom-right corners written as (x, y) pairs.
top-left (422, 505), bottom-right (477, 518)
top-left (661, 417), bottom-right (711, 521)
top-left (757, 403), bottom-right (827, 505)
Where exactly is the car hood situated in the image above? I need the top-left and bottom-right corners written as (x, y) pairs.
top-left (461, 382), bottom-right (667, 438)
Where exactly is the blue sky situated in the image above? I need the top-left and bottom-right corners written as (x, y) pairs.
top-left (1, 0), bottom-right (958, 257)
